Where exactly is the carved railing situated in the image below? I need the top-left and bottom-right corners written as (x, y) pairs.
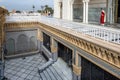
top-left (4, 22), bottom-right (120, 69)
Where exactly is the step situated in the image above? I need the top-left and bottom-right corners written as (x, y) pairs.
top-left (46, 68), bottom-right (56, 80)
top-left (53, 63), bottom-right (72, 79)
top-left (52, 65), bottom-right (69, 80)
top-left (49, 66), bottom-right (63, 80)
top-left (43, 70), bottom-right (51, 80)
top-left (38, 58), bottom-right (54, 73)
top-left (39, 72), bottom-right (47, 80)
top-left (53, 59), bottom-right (72, 80)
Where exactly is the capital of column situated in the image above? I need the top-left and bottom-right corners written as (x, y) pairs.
top-left (72, 64), bottom-right (82, 76)
top-left (83, 0), bottom-right (89, 3)
top-left (51, 45), bottom-right (57, 53)
top-left (70, 0), bottom-right (74, 4)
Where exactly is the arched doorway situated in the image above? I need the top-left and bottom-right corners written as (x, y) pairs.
top-left (17, 34), bottom-right (29, 53)
top-left (6, 38), bottom-right (15, 55)
top-left (29, 36), bottom-right (37, 51)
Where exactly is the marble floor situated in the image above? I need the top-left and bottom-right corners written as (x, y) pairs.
top-left (4, 53), bottom-right (46, 80)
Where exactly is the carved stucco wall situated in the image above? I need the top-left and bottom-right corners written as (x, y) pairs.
top-left (5, 29), bottom-right (38, 55)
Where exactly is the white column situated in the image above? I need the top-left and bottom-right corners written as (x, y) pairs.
top-left (82, 0), bottom-right (89, 23)
top-left (70, 0), bottom-right (74, 21)
top-left (54, 0), bottom-right (61, 18)
top-left (70, 2), bottom-right (73, 20)
top-left (85, 1), bottom-right (89, 23)
top-left (83, 1), bottom-right (86, 23)
top-left (107, 0), bottom-right (114, 24)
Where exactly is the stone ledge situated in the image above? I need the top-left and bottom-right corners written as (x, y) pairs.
top-left (5, 50), bottom-right (39, 59)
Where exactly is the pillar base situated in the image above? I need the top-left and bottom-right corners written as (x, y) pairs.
top-left (72, 64), bottom-right (81, 80)
top-left (72, 72), bottom-right (81, 80)
top-left (52, 52), bottom-right (58, 61)
top-left (37, 40), bottom-right (40, 50)
top-left (40, 41), bottom-right (43, 53)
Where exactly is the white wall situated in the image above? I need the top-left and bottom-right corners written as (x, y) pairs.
top-left (54, 0), bottom-right (73, 21)
top-left (54, 0), bottom-right (61, 18)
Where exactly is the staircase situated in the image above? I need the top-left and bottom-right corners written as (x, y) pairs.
top-left (38, 58), bottom-right (72, 80)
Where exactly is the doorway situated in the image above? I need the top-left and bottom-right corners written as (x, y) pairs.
top-left (58, 42), bottom-right (72, 67)
top-left (43, 33), bottom-right (51, 52)
top-left (117, 0), bottom-right (120, 23)
top-left (115, 0), bottom-right (120, 23)
top-left (81, 57), bottom-right (119, 80)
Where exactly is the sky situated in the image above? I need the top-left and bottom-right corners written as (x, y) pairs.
top-left (0, 0), bottom-right (54, 11)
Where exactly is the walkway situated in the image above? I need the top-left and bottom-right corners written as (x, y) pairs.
top-left (4, 53), bottom-right (72, 80)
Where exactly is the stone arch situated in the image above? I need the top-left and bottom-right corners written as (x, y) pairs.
top-left (104, 51), bottom-right (109, 61)
top-left (17, 34), bottom-right (29, 53)
top-left (29, 36), bottom-right (37, 51)
top-left (94, 46), bottom-right (98, 55)
top-left (86, 43), bottom-right (89, 50)
top-left (98, 48), bottom-right (103, 58)
top-left (89, 44), bottom-right (93, 53)
top-left (111, 53), bottom-right (115, 64)
top-left (6, 38), bottom-right (15, 55)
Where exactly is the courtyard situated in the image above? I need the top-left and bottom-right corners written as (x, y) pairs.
top-left (4, 53), bottom-right (72, 80)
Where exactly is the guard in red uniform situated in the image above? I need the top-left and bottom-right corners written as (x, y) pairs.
top-left (100, 9), bottom-right (105, 25)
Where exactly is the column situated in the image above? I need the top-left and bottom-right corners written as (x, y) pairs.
top-left (107, 0), bottom-right (114, 24)
top-left (69, 0), bottom-right (74, 21)
top-left (38, 29), bottom-right (43, 52)
top-left (54, 0), bottom-right (61, 18)
top-left (85, 1), bottom-right (89, 23)
top-left (70, 2), bottom-right (73, 20)
top-left (72, 51), bottom-right (82, 80)
top-left (83, 0), bottom-right (89, 23)
top-left (83, 0), bottom-right (86, 23)
top-left (51, 37), bottom-right (58, 61)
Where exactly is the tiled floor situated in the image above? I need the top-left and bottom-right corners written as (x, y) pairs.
top-left (4, 53), bottom-right (47, 80)
top-left (4, 53), bottom-right (72, 80)
top-left (38, 58), bottom-right (72, 80)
